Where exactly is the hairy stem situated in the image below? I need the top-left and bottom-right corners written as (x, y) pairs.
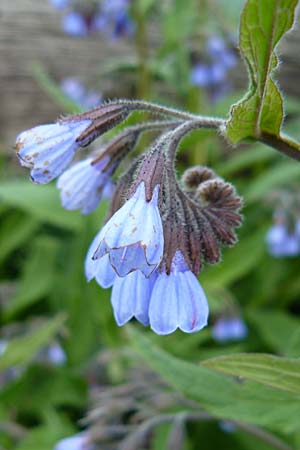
top-left (259, 132), bottom-right (300, 161)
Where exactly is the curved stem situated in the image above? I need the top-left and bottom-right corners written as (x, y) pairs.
top-left (122, 99), bottom-right (225, 123)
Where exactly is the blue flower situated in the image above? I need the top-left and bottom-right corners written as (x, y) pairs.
top-left (212, 317), bottom-right (248, 343)
top-left (92, 182), bottom-right (164, 277)
top-left (62, 11), bottom-right (88, 37)
top-left (54, 433), bottom-right (91, 450)
top-left (190, 63), bottom-right (211, 87)
top-left (57, 156), bottom-right (112, 214)
top-left (85, 230), bottom-right (117, 288)
top-left (16, 120), bottom-right (92, 184)
top-left (266, 224), bottom-right (300, 257)
top-left (60, 78), bottom-right (102, 110)
top-left (60, 77), bottom-right (86, 104)
top-left (50, 0), bottom-right (69, 10)
top-left (148, 251), bottom-right (209, 335)
top-left (111, 270), bottom-right (157, 326)
top-left (46, 344), bottom-right (67, 366)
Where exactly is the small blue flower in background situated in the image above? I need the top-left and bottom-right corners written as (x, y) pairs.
top-left (57, 156), bottom-right (113, 214)
top-left (62, 11), bottom-right (89, 37)
top-left (16, 120), bottom-right (92, 184)
top-left (46, 343), bottom-right (67, 366)
top-left (212, 317), bottom-right (248, 343)
top-left (111, 270), bottom-right (157, 326)
top-left (266, 224), bottom-right (300, 257)
top-left (54, 433), bottom-right (92, 450)
top-left (190, 34), bottom-right (237, 102)
top-left (92, 182), bottom-right (164, 277)
top-left (49, 0), bottom-right (135, 39)
top-left (266, 210), bottom-right (300, 257)
top-left (50, 0), bottom-right (70, 10)
top-left (148, 251), bottom-right (209, 335)
top-left (60, 77), bottom-right (102, 110)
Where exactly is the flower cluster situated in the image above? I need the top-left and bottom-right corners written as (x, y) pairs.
top-left (15, 100), bottom-right (242, 335)
top-left (190, 35), bottom-right (237, 102)
top-left (50, 0), bottom-right (134, 39)
top-left (60, 77), bottom-right (102, 110)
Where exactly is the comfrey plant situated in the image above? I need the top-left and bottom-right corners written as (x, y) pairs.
top-left (15, 0), bottom-right (300, 336)
top-left (16, 101), bottom-right (242, 335)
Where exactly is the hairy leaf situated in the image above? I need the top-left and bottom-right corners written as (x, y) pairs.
top-left (203, 353), bottom-right (300, 395)
top-left (226, 0), bottom-right (298, 143)
top-left (128, 328), bottom-right (300, 432)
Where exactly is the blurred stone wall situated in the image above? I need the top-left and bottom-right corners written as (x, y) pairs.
top-left (0, 0), bottom-right (133, 149)
top-left (0, 0), bottom-right (300, 150)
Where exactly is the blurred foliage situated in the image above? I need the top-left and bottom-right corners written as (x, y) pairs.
top-left (1, 0), bottom-right (300, 449)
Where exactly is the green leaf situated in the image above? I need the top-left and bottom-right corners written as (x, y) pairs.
top-left (0, 315), bottom-right (66, 371)
top-left (203, 353), bottom-right (300, 395)
top-left (244, 160), bottom-right (300, 202)
top-left (0, 181), bottom-right (84, 230)
top-left (226, 0), bottom-right (298, 143)
top-left (247, 310), bottom-right (300, 357)
top-left (128, 328), bottom-right (300, 432)
top-left (3, 237), bottom-right (59, 319)
top-left (0, 212), bottom-right (39, 263)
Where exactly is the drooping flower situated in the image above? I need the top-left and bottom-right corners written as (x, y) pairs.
top-left (212, 317), bottom-right (248, 343)
top-left (57, 156), bottom-right (113, 214)
top-left (92, 182), bottom-right (164, 277)
top-left (54, 433), bottom-right (92, 450)
top-left (148, 251), bottom-right (209, 335)
top-left (16, 120), bottom-right (92, 184)
top-left (111, 270), bottom-right (157, 326)
top-left (266, 223), bottom-right (300, 257)
top-left (85, 228), bottom-right (117, 288)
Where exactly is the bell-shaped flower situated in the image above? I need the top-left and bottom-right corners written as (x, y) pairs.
top-left (212, 317), bottom-right (248, 343)
top-left (148, 251), bottom-right (209, 335)
top-left (85, 229), bottom-right (117, 288)
top-left (16, 120), bottom-right (92, 184)
top-left (266, 224), bottom-right (300, 257)
top-left (57, 156), bottom-right (112, 214)
top-left (110, 270), bottom-right (157, 326)
top-left (93, 182), bottom-right (164, 277)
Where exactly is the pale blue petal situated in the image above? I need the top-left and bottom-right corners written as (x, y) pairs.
top-left (57, 156), bottom-right (109, 214)
top-left (177, 271), bottom-right (209, 333)
top-left (149, 272), bottom-right (179, 335)
top-left (149, 251), bottom-right (209, 335)
top-left (93, 182), bottom-right (164, 276)
top-left (85, 230), bottom-right (116, 287)
top-left (111, 271), bottom-right (156, 326)
top-left (16, 121), bottom-right (91, 183)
